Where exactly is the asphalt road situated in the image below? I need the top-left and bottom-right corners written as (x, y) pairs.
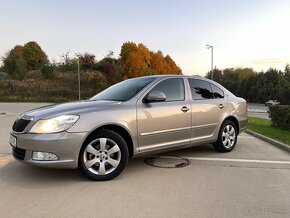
top-left (248, 103), bottom-right (270, 119)
top-left (0, 103), bottom-right (289, 218)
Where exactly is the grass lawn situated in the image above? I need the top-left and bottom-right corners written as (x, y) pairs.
top-left (247, 117), bottom-right (290, 145)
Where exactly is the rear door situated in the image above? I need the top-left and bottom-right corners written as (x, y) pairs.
top-left (187, 78), bottom-right (226, 140)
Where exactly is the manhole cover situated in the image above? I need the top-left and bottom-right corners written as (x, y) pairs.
top-left (144, 155), bottom-right (191, 168)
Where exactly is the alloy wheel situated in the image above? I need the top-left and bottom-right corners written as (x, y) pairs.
top-left (83, 138), bottom-right (121, 175)
top-left (222, 124), bottom-right (236, 149)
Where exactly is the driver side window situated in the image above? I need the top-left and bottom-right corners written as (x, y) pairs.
top-left (150, 78), bottom-right (185, 102)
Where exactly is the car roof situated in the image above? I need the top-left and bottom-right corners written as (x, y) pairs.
top-left (141, 74), bottom-right (206, 79)
top-left (141, 74), bottom-right (216, 83)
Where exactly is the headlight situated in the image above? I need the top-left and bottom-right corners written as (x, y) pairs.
top-left (29, 115), bottom-right (79, 134)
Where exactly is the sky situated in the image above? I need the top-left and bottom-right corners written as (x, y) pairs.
top-left (0, 0), bottom-right (290, 76)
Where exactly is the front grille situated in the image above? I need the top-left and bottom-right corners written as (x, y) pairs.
top-left (12, 119), bottom-right (31, 132)
top-left (12, 147), bottom-right (26, 160)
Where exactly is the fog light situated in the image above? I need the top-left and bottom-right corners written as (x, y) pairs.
top-left (32, 152), bottom-right (58, 161)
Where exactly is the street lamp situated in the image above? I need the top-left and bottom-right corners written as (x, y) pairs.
top-left (206, 44), bottom-right (213, 80)
top-left (77, 57), bottom-right (81, 100)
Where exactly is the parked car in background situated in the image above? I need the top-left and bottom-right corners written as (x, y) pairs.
top-left (265, 100), bottom-right (280, 106)
top-left (10, 75), bottom-right (247, 181)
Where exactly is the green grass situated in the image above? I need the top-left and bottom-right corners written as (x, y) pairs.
top-left (247, 117), bottom-right (290, 145)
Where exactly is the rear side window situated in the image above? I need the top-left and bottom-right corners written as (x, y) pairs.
top-left (210, 84), bottom-right (224, 98)
top-left (150, 78), bottom-right (185, 101)
top-left (188, 79), bottom-right (213, 100)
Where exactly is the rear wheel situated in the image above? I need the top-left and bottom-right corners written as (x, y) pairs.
top-left (79, 130), bottom-right (129, 181)
top-left (213, 120), bottom-right (237, 152)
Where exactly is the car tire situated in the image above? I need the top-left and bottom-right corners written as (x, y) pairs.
top-left (213, 120), bottom-right (237, 152)
top-left (78, 130), bottom-right (129, 181)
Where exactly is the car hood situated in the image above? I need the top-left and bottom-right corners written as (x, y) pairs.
top-left (23, 100), bottom-right (123, 120)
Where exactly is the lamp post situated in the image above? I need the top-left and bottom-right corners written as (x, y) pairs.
top-left (77, 57), bottom-right (81, 100)
top-left (206, 44), bottom-right (213, 80)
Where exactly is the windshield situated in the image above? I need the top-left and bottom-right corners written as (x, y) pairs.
top-left (90, 77), bottom-right (156, 101)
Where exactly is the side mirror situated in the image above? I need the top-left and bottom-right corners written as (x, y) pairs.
top-left (143, 91), bottom-right (166, 103)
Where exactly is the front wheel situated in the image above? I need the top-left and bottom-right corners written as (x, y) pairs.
top-left (79, 130), bottom-right (129, 181)
top-left (213, 120), bottom-right (237, 152)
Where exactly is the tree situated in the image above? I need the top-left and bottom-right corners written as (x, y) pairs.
top-left (284, 64), bottom-right (290, 82)
top-left (205, 68), bottom-right (223, 83)
top-left (120, 42), bottom-right (138, 61)
top-left (96, 54), bottom-right (125, 84)
top-left (22, 41), bottom-right (47, 70)
top-left (125, 51), bottom-right (147, 77)
top-left (2, 46), bottom-right (27, 79)
top-left (120, 41), bottom-right (182, 77)
top-left (164, 55), bottom-right (181, 74)
top-left (137, 43), bottom-right (152, 66)
top-left (222, 68), bottom-right (240, 95)
top-left (78, 53), bottom-right (95, 71)
top-left (150, 51), bottom-right (166, 74)
top-left (235, 68), bottom-right (255, 80)
top-left (60, 51), bottom-right (71, 65)
top-left (41, 60), bottom-right (55, 79)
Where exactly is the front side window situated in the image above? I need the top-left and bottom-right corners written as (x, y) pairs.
top-left (188, 79), bottom-right (213, 100)
top-left (150, 78), bottom-right (185, 102)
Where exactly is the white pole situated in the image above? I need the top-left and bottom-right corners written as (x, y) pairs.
top-left (77, 58), bottom-right (80, 100)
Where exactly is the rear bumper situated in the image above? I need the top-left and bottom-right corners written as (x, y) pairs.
top-left (239, 119), bottom-right (248, 133)
top-left (11, 131), bottom-right (88, 169)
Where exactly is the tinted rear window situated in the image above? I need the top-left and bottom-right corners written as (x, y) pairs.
top-left (188, 79), bottom-right (213, 100)
top-left (210, 84), bottom-right (224, 98)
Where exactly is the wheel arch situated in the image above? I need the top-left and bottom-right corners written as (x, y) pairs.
top-left (222, 116), bottom-right (240, 134)
top-left (82, 124), bottom-right (135, 158)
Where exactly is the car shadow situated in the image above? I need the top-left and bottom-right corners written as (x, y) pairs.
top-left (0, 144), bottom-right (218, 186)
top-left (0, 156), bottom-right (153, 186)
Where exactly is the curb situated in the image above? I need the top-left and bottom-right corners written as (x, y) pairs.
top-left (248, 110), bottom-right (267, 113)
top-left (245, 129), bottom-right (290, 153)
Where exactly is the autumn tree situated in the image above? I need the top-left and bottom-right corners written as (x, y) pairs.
top-left (120, 42), bottom-right (181, 78)
top-left (150, 51), bottom-right (166, 74)
top-left (22, 41), bottom-right (47, 70)
top-left (164, 55), bottom-right (181, 74)
top-left (120, 42), bottom-right (138, 61)
top-left (2, 45), bottom-right (27, 79)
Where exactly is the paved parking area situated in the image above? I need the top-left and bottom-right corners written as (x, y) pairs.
top-left (0, 103), bottom-right (289, 218)
top-left (248, 103), bottom-right (270, 119)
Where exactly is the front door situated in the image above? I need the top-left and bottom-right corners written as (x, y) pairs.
top-left (137, 78), bottom-right (191, 153)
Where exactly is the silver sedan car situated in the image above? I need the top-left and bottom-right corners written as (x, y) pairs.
top-left (10, 75), bottom-right (247, 180)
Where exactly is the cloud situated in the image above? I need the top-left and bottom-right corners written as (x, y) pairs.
top-left (246, 58), bottom-right (290, 65)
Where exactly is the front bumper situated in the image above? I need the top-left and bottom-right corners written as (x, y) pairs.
top-left (11, 131), bottom-right (88, 169)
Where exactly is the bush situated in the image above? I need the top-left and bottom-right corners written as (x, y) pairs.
top-left (41, 62), bottom-right (55, 79)
top-left (269, 105), bottom-right (290, 130)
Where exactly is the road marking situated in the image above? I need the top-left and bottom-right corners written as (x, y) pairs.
top-left (158, 156), bottom-right (290, 165)
top-left (182, 157), bottom-right (290, 164)
top-left (0, 154), bottom-right (14, 168)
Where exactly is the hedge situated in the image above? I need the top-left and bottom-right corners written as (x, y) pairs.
top-left (269, 105), bottom-right (290, 130)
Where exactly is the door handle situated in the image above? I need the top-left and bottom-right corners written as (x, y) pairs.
top-left (219, 104), bottom-right (224, 109)
top-left (181, 106), bottom-right (189, 112)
